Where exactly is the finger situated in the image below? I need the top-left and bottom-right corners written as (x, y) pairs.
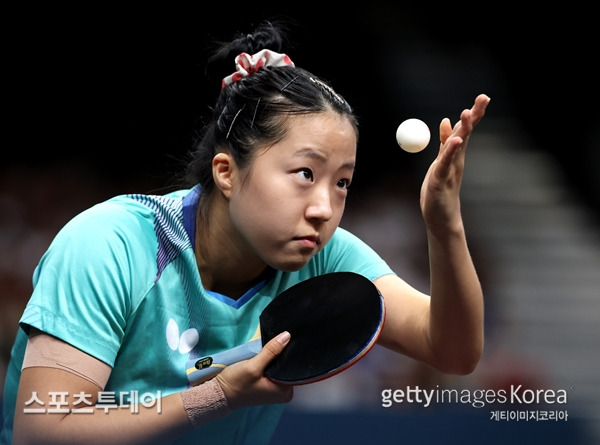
top-left (438, 94), bottom-right (489, 163)
top-left (453, 94), bottom-right (491, 139)
top-left (254, 331), bottom-right (291, 368)
top-left (469, 94), bottom-right (491, 126)
top-left (458, 108), bottom-right (473, 137)
top-left (439, 136), bottom-right (464, 169)
top-left (439, 117), bottom-right (453, 149)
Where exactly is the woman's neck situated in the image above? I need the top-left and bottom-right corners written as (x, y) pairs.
top-left (194, 195), bottom-right (268, 299)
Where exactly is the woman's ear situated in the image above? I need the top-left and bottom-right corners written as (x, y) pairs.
top-left (212, 152), bottom-right (236, 198)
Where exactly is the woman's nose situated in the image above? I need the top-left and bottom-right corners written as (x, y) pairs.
top-left (305, 187), bottom-right (333, 221)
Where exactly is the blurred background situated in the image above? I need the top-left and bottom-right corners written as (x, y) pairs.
top-left (2, 4), bottom-right (598, 444)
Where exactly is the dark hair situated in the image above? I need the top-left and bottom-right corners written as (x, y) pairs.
top-left (182, 21), bottom-right (358, 196)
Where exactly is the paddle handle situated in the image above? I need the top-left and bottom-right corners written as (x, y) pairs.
top-left (186, 338), bottom-right (262, 385)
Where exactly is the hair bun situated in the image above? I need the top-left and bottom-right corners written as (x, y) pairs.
top-left (241, 21), bottom-right (286, 54)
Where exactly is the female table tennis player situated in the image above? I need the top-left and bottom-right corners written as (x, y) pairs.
top-left (2, 21), bottom-right (489, 444)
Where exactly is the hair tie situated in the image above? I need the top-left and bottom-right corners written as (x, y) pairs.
top-left (221, 49), bottom-right (294, 89)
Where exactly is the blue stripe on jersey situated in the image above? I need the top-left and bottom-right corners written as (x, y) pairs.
top-left (128, 193), bottom-right (191, 283)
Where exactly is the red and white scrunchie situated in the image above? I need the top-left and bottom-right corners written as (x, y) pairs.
top-left (221, 49), bottom-right (295, 89)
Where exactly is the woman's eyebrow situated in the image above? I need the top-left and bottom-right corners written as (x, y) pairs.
top-left (293, 148), bottom-right (328, 162)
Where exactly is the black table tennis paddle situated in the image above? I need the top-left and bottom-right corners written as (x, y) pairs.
top-left (186, 272), bottom-right (385, 386)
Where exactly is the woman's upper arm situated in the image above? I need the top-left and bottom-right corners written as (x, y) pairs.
top-left (13, 331), bottom-right (110, 443)
top-left (13, 332), bottom-right (194, 445)
top-left (374, 274), bottom-right (434, 364)
top-left (14, 366), bottom-right (104, 443)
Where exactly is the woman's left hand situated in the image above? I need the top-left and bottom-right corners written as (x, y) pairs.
top-left (420, 94), bottom-right (490, 232)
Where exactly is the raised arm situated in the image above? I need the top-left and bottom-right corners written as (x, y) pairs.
top-left (376, 94), bottom-right (490, 375)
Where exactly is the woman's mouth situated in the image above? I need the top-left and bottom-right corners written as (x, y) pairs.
top-left (295, 235), bottom-right (320, 249)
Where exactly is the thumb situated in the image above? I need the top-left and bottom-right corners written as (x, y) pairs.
top-left (255, 331), bottom-right (291, 368)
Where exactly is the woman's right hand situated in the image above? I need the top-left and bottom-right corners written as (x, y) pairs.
top-left (215, 331), bottom-right (293, 409)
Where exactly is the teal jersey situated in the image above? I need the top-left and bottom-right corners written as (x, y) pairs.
top-left (2, 186), bottom-right (394, 444)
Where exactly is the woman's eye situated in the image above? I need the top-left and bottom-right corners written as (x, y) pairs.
top-left (296, 168), bottom-right (314, 182)
top-left (337, 178), bottom-right (351, 190)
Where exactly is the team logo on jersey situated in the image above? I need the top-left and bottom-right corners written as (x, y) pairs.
top-left (166, 318), bottom-right (199, 354)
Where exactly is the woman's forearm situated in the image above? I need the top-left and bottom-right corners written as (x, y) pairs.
top-left (426, 223), bottom-right (484, 374)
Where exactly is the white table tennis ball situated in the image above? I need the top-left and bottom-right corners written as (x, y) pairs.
top-left (396, 118), bottom-right (430, 153)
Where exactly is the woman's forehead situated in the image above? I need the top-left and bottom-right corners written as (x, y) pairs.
top-left (260, 113), bottom-right (356, 157)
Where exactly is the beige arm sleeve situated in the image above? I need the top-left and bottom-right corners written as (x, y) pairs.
top-left (22, 328), bottom-right (111, 389)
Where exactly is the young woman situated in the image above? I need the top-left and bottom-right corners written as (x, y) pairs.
top-left (2, 22), bottom-right (489, 445)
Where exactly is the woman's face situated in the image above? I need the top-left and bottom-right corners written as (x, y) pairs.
top-left (228, 112), bottom-right (357, 272)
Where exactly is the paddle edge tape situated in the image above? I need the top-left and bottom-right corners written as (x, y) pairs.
top-left (267, 282), bottom-right (386, 386)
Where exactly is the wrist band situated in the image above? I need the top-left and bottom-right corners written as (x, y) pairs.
top-left (181, 379), bottom-right (231, 428)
